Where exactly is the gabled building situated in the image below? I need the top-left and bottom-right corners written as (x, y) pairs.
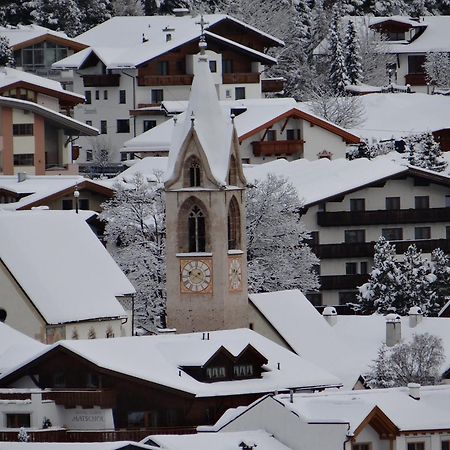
top-left (0, 211), bottom-right (135, 343)
top-left (245, 154), bottom-right (450, 307)
top-left (52, 13), bottom-right (284, 163)
top-left (122, 98), bottom-right (360, 163)
top-left (0, 68), bottom-right (97, 176)
top-left (0, 329), bottom-right (341, 441)
top-left (1, 24), bottom-right (87, 88)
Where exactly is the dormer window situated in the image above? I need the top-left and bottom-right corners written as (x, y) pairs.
top-left (206, 367), bottom-right (226, 379)
top-left (233, 364), bottom-right (253, 377)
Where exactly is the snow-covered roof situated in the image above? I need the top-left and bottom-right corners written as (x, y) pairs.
top-left (0, 67), bottom-right (84, 101)
top-left (0, 24), bottom-right (84, 49)
top-left (349, 93), bottom-right (450, 141)
top-left (276, 385), bottom-right (450, 433)
top-left (0, 323), bottom-right (45, 374)
top-left (369, 16), bottom-right (426, 28)
top-left (122, 97), bottom-right (359, 153)
top-left (165, 54), bottom-right (234, 187)
top-left (146, 430), bottom-right (292, 450)
top-left (115, 157), bottom-right (169, 183)
top-left (0, 210), bottom-right (134, 324)
top-left (0, 329), bottom-right (341, 396)
top-left (0, 96), bottom-right (98, 136)
top-left (0, 175), bottom-right (110, 211)
top-left (0, 443), bottom-right (152, 450)
top-left (54, 14), bottom-right (282, 70)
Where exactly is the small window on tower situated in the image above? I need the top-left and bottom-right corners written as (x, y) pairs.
top-left (188, 206), bottom-right (206, 252)
top-left (189, 159), bottom-right (201, 187)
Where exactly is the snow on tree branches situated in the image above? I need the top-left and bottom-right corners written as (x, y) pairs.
top-left (246, 173), bottom-right (319, 294)
top-left (405, 131), bottom-right (447, 172)
top-left (100, 172), bottom-right (166, 331)
top-left (354, 237), bottom-right (450, 316)
top-left (365, 333), bottom-right (445, 388)
top-left (344, 20), bottom-right (362, 85)
top-left (0, 36), bottom-right (14, 67)
top-left (424, 52), bottom-right (450, 91)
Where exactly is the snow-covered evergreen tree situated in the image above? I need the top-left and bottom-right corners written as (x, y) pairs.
top-left (328, 6), bottom-right (348, 95)
top-left (101, 171), bottom-right (166, 330)
top-left (78, 0), bottom-right (112, 32)
top-left (354, 236), bottom-right (400, 314)
top-left (406, 131), bottom-right (447, 172)
top-left (430, 248), bottom-right (450, 315)
top-left (0, 36), bottom-right (14, 67)
top-left (344, 20), bottom-right (362, 85)
top-left (158, 0), bottom-right (191, 14)
top-left (246, 173), bottom-right (320, 294)
top-left (365, 333), bottom-right (444, 388)
top-left (31, 0), bottom-right (82, 37)
top-left (424, 52), bottom-right (450, 90)
top-left (397, 244), bottom-right (437, 315)
top-left (111, 0), bottom-right (144, 15)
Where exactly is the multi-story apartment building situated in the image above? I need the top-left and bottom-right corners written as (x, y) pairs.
top-left (245, 155), bottom-right (450, 307)
top-left (52, 13), bottom-right (284, 163)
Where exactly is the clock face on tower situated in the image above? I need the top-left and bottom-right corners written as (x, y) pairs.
top-left (180, 259), bottom-right (212, 293)
top-left (228, 256), bottom-right (242, 291)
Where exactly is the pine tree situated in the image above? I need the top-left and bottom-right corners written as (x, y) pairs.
top-left (31, 0), bottom-right (83, 37)
top-left (78, 0), bottom-right (112, 32)
top-left (344, 20), bottom-right (362, 85)
top-left (406, 132), bottom-right (447, 173)
top-left (354, 236), bottom-right (400, 314)
top-left (328, 5), bottom-right (348, 95)
top-left (0, 36), bottom-right (14, 67)
top-left (424, 52), bottom-right (450, 90)
top-left (430, 248), bottom-right (450, 315)
top-left (111, 0), bottom-right (144, 15)
top-left (397, 244), bottom-right (437, 315)
top-left (365, 344), bottom-right (395, 388)
top-left (158, 0), bottom-right (191, 14)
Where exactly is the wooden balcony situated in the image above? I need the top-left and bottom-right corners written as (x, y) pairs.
top-left (252, 140), bottom-right (304, 157)
top-left (137, 74), bottom-right (193, 87)
top-left (42, 389), bottom-right (117, 409)
top-left (320, 274), bottom-right (370, 290)
top-left (0, 427), bottom-right (197, 443)
top-left (317, 207), bottom-right (450, 227)
top-left (223, 72), bottom-right (260, 84)
top-left (261, 78), bottom-right (285, 93)
top-left (311, 239), bottom-right (450, 259)
top-left (82, 74), bottom-right (121, 87)
top-left (404, 73), bottom-right (427, 86)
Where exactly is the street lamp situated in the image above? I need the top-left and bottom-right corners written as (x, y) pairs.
top-left (73, 189), bottom-right (80, 214)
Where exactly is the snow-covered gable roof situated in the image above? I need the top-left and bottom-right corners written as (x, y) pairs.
top-left (0, 443), bottom-right (153, 450)
top-left (122, 97), bottom-right (359, 153)
top-left (349, 93), bottom-right (450, 141)
top-left (0, 96), bottom-right (98, 136)
top-left (54, 14), bottom-right (281, 70)
top-left (165, 53), bottom-right (234, 187)
top-left (0, 67), bottom-right (84, 101)
top-left (277, 385), bottom-right (450, 433)
top-left (0, 329), bottom-right (341, 396)
top-left (0, 323), bottom-right (45, 374)
top-left (146, 430), bottom-right (292, 450)
top-left (0, 24), bottom-right (85, 50)
top-left (0, 211), bottom-right (134, 324)
top-left (0, 176), bottom-right (111, 211)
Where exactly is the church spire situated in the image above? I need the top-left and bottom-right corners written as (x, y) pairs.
top-left (165, 38), bottom-right (233, 188)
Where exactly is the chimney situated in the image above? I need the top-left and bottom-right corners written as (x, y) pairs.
top-left (17, 172), bottom-right (27, 183)
top-left (408, 306), bottom-right (423, 328)
top-left (385, 313), bottom-right (401, 347)
top-left (322, 306), bottom-right (337, 326)
top-left (408, 382), bottom-right (421, 400)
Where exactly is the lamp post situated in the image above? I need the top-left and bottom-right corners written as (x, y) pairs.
top-left (74, 189), bottom-right (80, 214)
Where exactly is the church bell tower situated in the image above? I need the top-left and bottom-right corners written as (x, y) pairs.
top-left (164, 38), bottom-right (248, 333)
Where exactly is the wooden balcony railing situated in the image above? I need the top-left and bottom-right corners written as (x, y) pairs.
top-left (317, 207), bottom-right (450, 227)
top-left (311, 239), bottom-right (450, 259)
top-left (137, 74), bottom-right (194, 86)
top-left (320, 274), bottom-right (370, 290)
top-left (82, 74), bottom-right (121, 87)
top-left (404, 73), bottom-right (427, 86)
top-left (42, 390), bottom-right (117, 409)
top-left (261, 78), bottom-right (285, 93)
top-left (223, 72), bottom-right (260, 84)
top-left (252, 140), bottom-right (304, 157)
top-left (0, 427), bottom-right (197, 443)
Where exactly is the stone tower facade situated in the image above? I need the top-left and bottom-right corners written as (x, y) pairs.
top-left (164, 50), bottom-right (248, 333)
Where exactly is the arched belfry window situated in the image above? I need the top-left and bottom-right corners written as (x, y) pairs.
top-left (184, 156), bottom-right (202, 187)
top-left (228, 196), bottom-right (241, 250)
top-left (189, 205), bottom-right (206, 252)
top-left (228, 155), bottom-right (238, 186)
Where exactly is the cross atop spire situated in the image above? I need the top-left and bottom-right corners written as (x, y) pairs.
top-left (196, 14), bottom-right (209, 55)
top-left (195, 14), bottom-right (209, 35)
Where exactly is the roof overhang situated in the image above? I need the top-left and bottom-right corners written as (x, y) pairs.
top-left (11, 33), bottom-right (88, 52)
top-left (353, 406), bottom-right (399, 440)
top-left (0, 96), bottom-right (99, 136)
